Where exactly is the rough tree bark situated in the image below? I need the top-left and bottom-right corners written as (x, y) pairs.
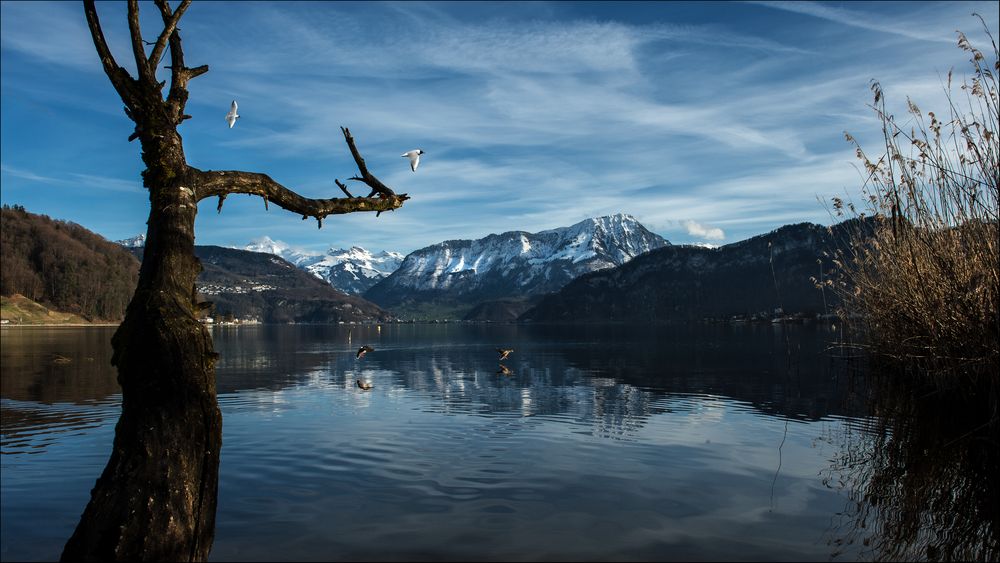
top-left (61, 2), bottom-right (408, 561)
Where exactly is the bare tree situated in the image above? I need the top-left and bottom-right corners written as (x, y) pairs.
top-left (62, 1), bottom-right (409, 560)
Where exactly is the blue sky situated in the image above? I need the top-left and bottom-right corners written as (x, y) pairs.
top-left (2, 1), bottom-right (997, 254)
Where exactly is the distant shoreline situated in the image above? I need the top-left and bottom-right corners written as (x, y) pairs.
top-left (0, 323), bottom-right (120, 328)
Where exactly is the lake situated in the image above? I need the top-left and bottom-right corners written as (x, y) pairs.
top-left (0, 323), bottom-right (916, 560)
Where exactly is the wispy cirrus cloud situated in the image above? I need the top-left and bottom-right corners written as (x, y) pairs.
top-left (1, 164), bottom-right (140, 193)
top-left (4, 1), bottom-right (996, 252)
top-left (749, 1), bottom-right (956, 43)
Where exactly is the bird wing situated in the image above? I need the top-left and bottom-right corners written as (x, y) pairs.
top-left (409, 153), bottom-right (420, 171)
top-left (226, 101), bottom-right (238, 128)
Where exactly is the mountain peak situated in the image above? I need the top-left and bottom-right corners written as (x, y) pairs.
top-left (364, 215), bottom-right (669, 314)
top-left (116, 233), bottom-right (146, 248)
top-left (245, 240), bottom-right (403, 295)
top-left (245, 236), bottom-right (291, 255)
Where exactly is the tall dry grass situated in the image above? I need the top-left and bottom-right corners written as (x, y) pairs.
top-left (833, 16), bottom-right (999, 386)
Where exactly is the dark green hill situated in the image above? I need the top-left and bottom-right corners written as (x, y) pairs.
top-left (521, 220), bottom-right (869, 323)
top-left (1, 205), bottom-right (139, 321)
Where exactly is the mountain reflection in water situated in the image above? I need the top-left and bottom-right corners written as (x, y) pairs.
top-left (1, 324), bottom-right (995, 561)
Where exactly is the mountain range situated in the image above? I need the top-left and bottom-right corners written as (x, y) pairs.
top-left (520, 221), bottom-right (867, 323)
top-left (126, 245), bottom-right (393, 324)
top-left (363, 213), bottom-right (669, 319)
top-left (243, 237), bottom-right (404, 296)
top-left (8, 206), bottom-right (860, 325)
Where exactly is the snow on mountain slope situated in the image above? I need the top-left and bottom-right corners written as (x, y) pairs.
top-left (115, 234), bottom-right (147, 248)
top-left (243, 237), bottom-right (402, 294)
top-left (364, 214), bottom-right (669, 307)
top-left (303, 247), bottom-right (404, 295)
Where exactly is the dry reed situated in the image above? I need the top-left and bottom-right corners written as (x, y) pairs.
top-left (833, 16), bottom-right (999, 387)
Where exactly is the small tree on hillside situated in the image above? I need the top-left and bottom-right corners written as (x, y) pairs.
top-left (62, 1), bottom-right (409, 560)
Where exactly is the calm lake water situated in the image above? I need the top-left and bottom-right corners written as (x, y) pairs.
top-left (0, 323), bottom-right (881, 560)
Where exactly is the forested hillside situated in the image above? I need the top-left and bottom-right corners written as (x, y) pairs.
top-left (130, 245), bottom-right (395, 324)
top-left (1, 206), bottom-right (139, 321)
top-left (521, 221), bottom-right (870, 323)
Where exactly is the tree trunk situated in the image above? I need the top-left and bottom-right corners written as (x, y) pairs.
top-left (62, 132), bottom-right (221, 562)
top-left (69, 3), bottom-right (411, 559)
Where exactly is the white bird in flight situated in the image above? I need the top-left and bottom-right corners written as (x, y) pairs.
top-left (226, 100), bottom-right (239, 129)
top-left (401, 149), bottom-right (424, 172)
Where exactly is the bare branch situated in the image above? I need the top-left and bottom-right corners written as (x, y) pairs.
top-left (193, 129), bottom-right (409, 220)
top-left (194, 169), bottom-right (407, 219)
top-left (83, 1), bottom-right (138, 106)
top-left (153, 0), bottom-right (207, 118)
top-left (148, 0), bottom-right (191, 71)
top-left (335, 179), bottom-right (354, 198)
top-left (341, 127), bottom-right (398, 198)
top-left (185, 65), bottom-right (209, 80)
top-left (126, 0), bottom-right (154, 84)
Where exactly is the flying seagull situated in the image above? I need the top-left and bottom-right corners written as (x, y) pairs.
top-left (357, 345), bottom-right (374, 360)
top-left (401, 149), bottom-right (424, 172)
top-left (356, 379), bottom-right (373, 390)
top-left (226, 100), bottom-right (239, 129)
top-left (497, 348), bottom-right (513, 361)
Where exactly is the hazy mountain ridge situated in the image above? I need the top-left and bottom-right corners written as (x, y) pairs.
top-left (364, 213), bottom-right (669, 318)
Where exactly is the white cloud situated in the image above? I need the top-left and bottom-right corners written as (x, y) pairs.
top-left (683, 220), bottom-right (725, 241)
top-left (5, 1), bottom-right (993, 253)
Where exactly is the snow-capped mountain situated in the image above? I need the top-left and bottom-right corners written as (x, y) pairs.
top-left (302, 247), bottom-right (404, 295)
top-left (243, 237), bottom-right (403, 294)
top-left (244, 236), bottom-right (321, 268)
top-left (522, 221), bottom-right (865, 323)
top-left (364, 213), bottom-right (669, 313)
top-left (115, 234), bottom-right (146, 248)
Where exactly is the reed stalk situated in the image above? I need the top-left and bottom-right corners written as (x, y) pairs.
top-left (834, 16), bottom-right (999, 393)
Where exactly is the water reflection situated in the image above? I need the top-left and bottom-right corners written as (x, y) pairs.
top-left (0, 327), bottom-right (119, 404)
top-left (10, 323), bottom-right (980, 562)
top-left (1, 327), bottom-right (121, 456)
top-left (211, 323), bottom-right (859, 425)
top-left (823, 369), bottom-right (1000, 561)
